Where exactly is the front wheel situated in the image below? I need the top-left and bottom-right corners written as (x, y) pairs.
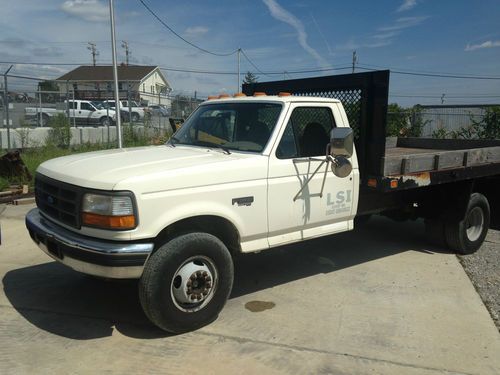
top-left (131, 112), bottom-right (140, 122)
top-left (100, 116), bottom-right (112, 126)
top-left (445, 193), bottom-right (490, 254)
top-left (139, 232), bottom-right (234, 333)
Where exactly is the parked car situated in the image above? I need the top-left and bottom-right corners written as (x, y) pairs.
top-left (25, 100), bottom-right (116, 127)
top-left (147, 104), bottom-right (170, 117)
top-left (101, 100), bottom-right (146, 122)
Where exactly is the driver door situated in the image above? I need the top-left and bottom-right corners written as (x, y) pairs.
top-left (79, 102), bottom-right (95, 126)
top-left (267, 103), bottom-right (356, 247)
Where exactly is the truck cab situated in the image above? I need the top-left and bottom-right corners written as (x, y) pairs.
top-left (26, 95), bottom-right (357, 332)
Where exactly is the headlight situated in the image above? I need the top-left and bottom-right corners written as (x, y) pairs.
top-left (81, 193), bottom-right (136, 230)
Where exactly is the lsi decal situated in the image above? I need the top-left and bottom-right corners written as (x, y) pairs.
top-left (326, 190), bottom-right (352, 215)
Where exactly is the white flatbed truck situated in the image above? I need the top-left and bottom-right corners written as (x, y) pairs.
top-left (26, 71), bottom-right (500, 333)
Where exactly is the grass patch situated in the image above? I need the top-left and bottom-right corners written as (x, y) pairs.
top-left (2, 126), bottom-right (170, 190)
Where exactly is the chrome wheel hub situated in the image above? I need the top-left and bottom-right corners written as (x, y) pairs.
top-left (171, 256), bottom-right (217, 312)
top-left (465, 207), bottom-right (484, 242)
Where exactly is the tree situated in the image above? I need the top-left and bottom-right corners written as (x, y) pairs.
top-left (386, 103), bottom-right (426, 137)
top-left (38, 80), bottom-right (60, 103)
top-left (243, 71), bottom-right (258, 84)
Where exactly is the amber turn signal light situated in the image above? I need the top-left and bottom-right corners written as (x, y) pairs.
top-left (82, 213), bottom-right (136, 230)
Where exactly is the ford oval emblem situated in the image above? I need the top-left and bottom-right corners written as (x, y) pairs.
top-left (47, 196), bottom-right (55, 204)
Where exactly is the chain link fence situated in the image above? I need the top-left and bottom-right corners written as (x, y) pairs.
top-left (0, 74), bottom-right (208, 149)
top-left (386, 104), bottom-right (500, 139)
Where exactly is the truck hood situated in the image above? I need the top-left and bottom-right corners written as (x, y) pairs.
top-left (37, 145), bottom-right (267, 191)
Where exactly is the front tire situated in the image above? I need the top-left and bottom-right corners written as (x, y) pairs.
top-left (139, 233), bottom-right (234, 333)
top-left (444, 193), bottom-right (490, 254)
top-left (100, 116), bottom-right (111, 126)
top-left (131, 112), bottom-right (140, 122)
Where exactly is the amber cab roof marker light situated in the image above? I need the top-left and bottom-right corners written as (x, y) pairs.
top-left (234, 93), bottom-right (246, 97)
top-left (218, 94), bottom-right (230, 99)
top-left (207, 95), bottom-right (218, 100)
top-left (253, 92), bottom-right (266, 97)
top-left (278, 92), bottom-right (292, 97)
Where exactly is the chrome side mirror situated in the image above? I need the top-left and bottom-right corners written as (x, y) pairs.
top-left (330, 127), bottom-right (353, 158)
top-left (331, 155), bottom-right (352, 178)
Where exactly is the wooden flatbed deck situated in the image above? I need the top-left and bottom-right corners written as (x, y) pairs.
top-left (381, 138), bottom-right (500, 176)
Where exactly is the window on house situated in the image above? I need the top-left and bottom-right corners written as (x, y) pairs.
top-left (118, 82), bottom-right (123, 90)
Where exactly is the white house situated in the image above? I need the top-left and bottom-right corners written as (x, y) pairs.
top-left (56, 65), bottom-right (172, 106)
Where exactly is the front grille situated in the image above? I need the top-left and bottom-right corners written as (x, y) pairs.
top-left (35, 174), bottom-right (82, 228)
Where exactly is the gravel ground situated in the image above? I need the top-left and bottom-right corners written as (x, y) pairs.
top-left (458, 228), bottom-right (500, 330)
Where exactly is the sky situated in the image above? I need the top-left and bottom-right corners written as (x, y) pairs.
top-left (0, 0), bottom-right (499, 106)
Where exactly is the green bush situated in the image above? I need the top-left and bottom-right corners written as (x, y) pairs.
top-left (386, 104), bottom-right (427, 137)
top-left (0, 176), bottom-right (9, 191)
top-left (45, 113), bottom-right (72, 148)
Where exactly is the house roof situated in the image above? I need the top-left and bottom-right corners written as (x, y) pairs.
top-left (56, 65), bottom-right (160, 82)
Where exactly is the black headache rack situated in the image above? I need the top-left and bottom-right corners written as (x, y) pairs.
top-left (243, 70), bottom-right (500, 192)
top-left (243, 70), bottom-right (389, 186)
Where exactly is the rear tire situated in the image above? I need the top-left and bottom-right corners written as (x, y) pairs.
top-left (139, 232), bottom-right (233, 333)
top-left (444, 193), bottom-right (490, 255)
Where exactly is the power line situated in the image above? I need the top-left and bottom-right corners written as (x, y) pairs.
top-left (358, 63), bottom-right (500, 78)
top-left (3, 60), bottom-right (500, 81)
top-left (138, 0), bottom-right (238, 57)
top-left (240, 49), bottom-right (270, 77)
top-left (390, 94), bottom-right (500, 98)
top-left (357, 66), bottom-right (500, 80)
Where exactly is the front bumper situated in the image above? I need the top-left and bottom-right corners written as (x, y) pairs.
top-left (25, 208), bottom-right (154, 279)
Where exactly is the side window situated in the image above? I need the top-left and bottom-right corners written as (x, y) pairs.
top-left (276, 107), bottom-right (335, 159)
top-left (80, 102), bottom-right (93, 111)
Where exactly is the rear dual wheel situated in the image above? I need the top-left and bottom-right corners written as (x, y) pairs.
top-left (426, 193), bottom-right (490, 254)
top-left (139, 232), bottom-right (233, 333)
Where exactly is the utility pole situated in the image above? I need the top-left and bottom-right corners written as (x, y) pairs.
top-left (237, 48), bottom-right (241, 93)
top-left (109, 0), bottom-right (122, 148)
top-left (87, 42), bottom-right (99, 66)
top-left (441, 94), bottom-right (446, 104)
top-left (121, 40), bottom-right (130, 65)
top-left (352, 50), bottom-right (357, 74)
top-left (3, 65), bottom-right (13, 149)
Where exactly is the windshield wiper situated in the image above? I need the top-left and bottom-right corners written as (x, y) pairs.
top-left (193, 140), bottom-right (231, 154)
top-left (168, 136), bottom-right (180, 147)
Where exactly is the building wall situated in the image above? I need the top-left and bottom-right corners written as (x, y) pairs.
top-left (57, 67), bottom-right (172, 106)
top-left (139, 70), bottom-right (171, 106)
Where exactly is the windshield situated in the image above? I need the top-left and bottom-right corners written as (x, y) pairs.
top-left (172, 102), bottom-right (283, 153)
top-left (91, 101), bottom-right (104, 109)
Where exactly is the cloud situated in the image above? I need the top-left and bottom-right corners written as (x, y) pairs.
top-left (262, 0), bottom-right (329, 67)
top-left (397, 0), bottom-right (417, 12)
top-left (184, 26), bottom-right (209, 38)
top-left (378, 16), bottom-right (429, 32)
top-left (465, 40), bottom-right (500, 51)
top-left (61, 0), bottom-right (108, 22)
